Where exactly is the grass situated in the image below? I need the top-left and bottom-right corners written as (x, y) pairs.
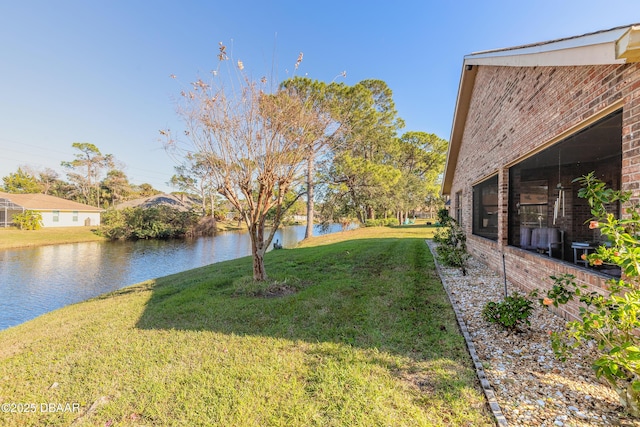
top-left (0, 220), bottom-right (248, 250)
top-left (0, 224), bottom-right (494, 426)
top-left (0, 226), bottom-right (107, 249)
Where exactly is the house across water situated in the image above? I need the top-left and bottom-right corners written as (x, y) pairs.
top-left (0, 192), bottom-right (103, 227)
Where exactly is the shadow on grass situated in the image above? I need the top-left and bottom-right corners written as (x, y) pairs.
top-left (127, 236), bottom-right (494, 424)
top-left (136, 237), bottom-right (468, 361)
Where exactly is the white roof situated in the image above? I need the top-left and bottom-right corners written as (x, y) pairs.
top-left (465, 24), bottom-right (640, 67)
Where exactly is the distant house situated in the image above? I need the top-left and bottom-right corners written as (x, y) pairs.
top-left (114, 193), bottom-right (199, 212)
top-left (441, 24), bottom-right (640, 319)
top-left (0, 192), bottom-right (103, 228)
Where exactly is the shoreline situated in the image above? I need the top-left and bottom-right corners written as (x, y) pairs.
top-left (0, 221), bottom-right (250, 251)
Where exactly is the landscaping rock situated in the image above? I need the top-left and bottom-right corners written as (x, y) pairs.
top-left (427, 240), bottom-right (640, 427)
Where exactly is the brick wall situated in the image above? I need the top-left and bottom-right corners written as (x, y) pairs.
top-left (450, 62), bottom-right (640, 319)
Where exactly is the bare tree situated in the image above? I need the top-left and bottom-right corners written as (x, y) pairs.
top-left (163, 45), bottom-right (324, 281)
top-left (169, 152), bottom-right (217, 219)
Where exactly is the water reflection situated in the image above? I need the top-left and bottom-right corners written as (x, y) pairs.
top-left (0, 224), bottom-right (349, 330)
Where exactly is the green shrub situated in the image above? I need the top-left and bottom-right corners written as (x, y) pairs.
top-left (482, 292), bottom-right (535, 332)
top-left (12, 210), bottom-right (42, 230)
top-left (385, 218), bottom-right (399, 226)
top-left (540, 172), bottom-right (640, 417)
top-left (365, 218), bottom-right (399, 227)
top-left (99, 206), bottom-right (200, 240)
top-left (433, 213), bottom-right (469, 275)
top-left (437, 208), bottom-right (450, 225)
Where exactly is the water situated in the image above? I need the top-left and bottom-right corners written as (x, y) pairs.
top-left (0, 224), bottom-right (349, 331)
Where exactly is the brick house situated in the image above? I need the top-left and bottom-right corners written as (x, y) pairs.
top-left (442, 24), bottom-right (640, 319)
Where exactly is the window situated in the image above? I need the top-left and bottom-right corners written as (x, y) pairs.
top-left (518, 180), bottom-right (548, 227)
top-left (53, 210), bottom-right (59, 222)
top-left (455, 191), bottom-right (462, 224)
top-left (508, 110), bottom-right (622, 262)
top-left (473, 175), bottom-right (499, 240)
top-left (72, 211), bottom-right (78, 222)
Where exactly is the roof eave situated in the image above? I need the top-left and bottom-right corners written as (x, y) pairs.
top-left (616, 25), bottom-right (640, 62)
top-left (442, 64), bottom-right (477, 196)
top-left (441, 24), bottom-right (640, 197)
top-left (465, 26), bottom-right (636, 67)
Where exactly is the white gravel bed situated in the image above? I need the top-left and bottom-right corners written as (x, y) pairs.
top-left (426, 240), bottom-right (640, 427)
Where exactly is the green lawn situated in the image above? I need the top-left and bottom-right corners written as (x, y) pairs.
top-left (0, 220), bottom-right (247, 250)
top-left (0, 226), bottom-right (106, 249)
top-left (0, 225), bottom-right (493, 426)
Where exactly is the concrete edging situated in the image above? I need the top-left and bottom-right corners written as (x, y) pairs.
top-left (426, 240), bottom-right (508, 427)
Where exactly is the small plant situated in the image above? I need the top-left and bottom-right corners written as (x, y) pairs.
top-left (436, 208), bottom-right (449, 226)
top-left (433, 212), bottom-right (469, 275)
top-left (12, 210), bottom-right (43, 230)
top-left (364, 218), bottom-right (400, 227)
top-left (482, 292), bottom-right (535, 332)
top-left (541, 273), bottom-right (588, 307)
top-left (540, 172), bottom-right (640, 417)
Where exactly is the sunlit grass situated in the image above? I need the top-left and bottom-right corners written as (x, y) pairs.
top-left (0, 224), bottom-right (493, 426)
top-left (0, 226), bottom-right (106, 249)
top-left (0, 219), bottom-right (247, 250)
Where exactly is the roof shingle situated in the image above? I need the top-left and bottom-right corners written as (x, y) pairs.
top-left (0, 192), bottom-right (103, 211)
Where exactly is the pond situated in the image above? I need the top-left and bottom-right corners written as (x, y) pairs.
top-left (0, 223), bottom-right (349, 331)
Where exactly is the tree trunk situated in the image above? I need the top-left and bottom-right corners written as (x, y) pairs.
top-left (252, 249), bottom-right (267, 281)
top-left (250, 224), bottom-right (268, 281)
top-left (209, 193), bottom-right (217, 231)
top-left (366, 205), bottom-right (375, 221)
top-left (305, 156), bottom-right (314, 239)
top-left (612, 379), bottom-right (640, 418)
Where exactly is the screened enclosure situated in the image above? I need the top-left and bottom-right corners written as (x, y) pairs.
top-left (508, 110), bottom-right (622, 265)
top-left (0, 196), bottom-right (25, 227)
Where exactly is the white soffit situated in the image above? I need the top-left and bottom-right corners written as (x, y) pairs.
top-left (616, 25), bottom-right (640, 62)
top-left (465, 26), bottom-right (634, 67)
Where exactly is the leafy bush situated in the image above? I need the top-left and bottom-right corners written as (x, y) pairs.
top-left (437, 208), bottom-right (450, 226)
top-left (385, 218), bottom-right (400, 226)
top-left (541, 172), bottom-right (640, 417)
top-left (12, 210), bottom-right (42, 230)
top-left (365, 218), bottom-right (400, 227)
top-left (99, 206), bottom-right (200, 240)
top-left (433, 212), bottom-right (469, 274)
top-left (482, 292), bottom-right (535, 332)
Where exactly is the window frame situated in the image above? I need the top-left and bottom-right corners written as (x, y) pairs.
top-left (472, 174), bottom-right (499, 241)
top-left (455, 191), bottom-right (462, 225)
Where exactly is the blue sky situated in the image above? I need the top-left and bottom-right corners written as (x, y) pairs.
top-left (0, 1), bottom-right (637, 193)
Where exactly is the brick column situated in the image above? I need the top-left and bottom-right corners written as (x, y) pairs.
top-left (497, 168), bottom-right (510, 249)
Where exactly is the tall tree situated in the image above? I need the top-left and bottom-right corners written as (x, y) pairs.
top-left (279, 77), bottom-right (347, 239)
top-left (102, 169), bottom-right (133, 207)
top-left (2, 167), bottom-right (41, 193)
top-left (134, 183), bottom-right (161, 198)
top-left (321, 79), bottom-right (405, 223)
top-left (164, 45), bottom-right (325, 281)
top-left (61, 142), bottom-right (114, 207)
top-left (169, 152), bottom-right (217, 220)
top-left (36, 168), bottom-right (60, 195)
top-left (391, 131), bottom-right (448, 222)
